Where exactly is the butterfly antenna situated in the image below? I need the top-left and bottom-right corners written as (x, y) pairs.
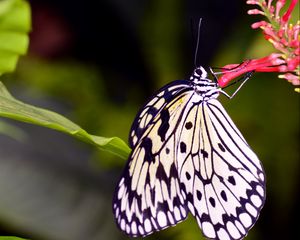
top-left (194, 18), bottom-right (202, 68)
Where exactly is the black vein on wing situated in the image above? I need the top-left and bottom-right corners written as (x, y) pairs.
top-left (129, 81), bottom-right (193, 147)
top-left (208, 102), bottom-right (247, 145)
top-left (207, 102), bottom-right (261, 178)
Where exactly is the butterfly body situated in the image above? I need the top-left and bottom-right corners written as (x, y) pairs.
top-left (113, 66), bottom-right (265, 240)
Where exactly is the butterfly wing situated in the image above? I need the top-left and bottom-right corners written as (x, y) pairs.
top-left (113, 80), bottom-right (193, 237)
top-left (129, 80), bottom-right (193, 148)
top-left (114, 79), bottom-right (265, 239)
top-left (177, 98), bottom-right (266, 240)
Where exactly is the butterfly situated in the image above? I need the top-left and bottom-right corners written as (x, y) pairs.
top-left (113, 66), bottom-right (266, 240)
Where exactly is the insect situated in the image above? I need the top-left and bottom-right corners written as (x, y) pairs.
top-left (112, 65), bottom-right (266, 240)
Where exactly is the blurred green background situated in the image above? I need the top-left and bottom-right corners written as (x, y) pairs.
top-left (0, 0), bottom-right (299, 240)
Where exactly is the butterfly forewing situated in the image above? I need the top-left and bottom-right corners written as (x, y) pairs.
top-left (113, 81), bottom-right (194, 237)
top-left (113, 66), bottom-right (266, 240)
top-left (129, 80), bottom-right (193, 148)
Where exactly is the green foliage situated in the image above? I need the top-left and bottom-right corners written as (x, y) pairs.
top-left (0, 81), bottom-right (131, 159)
top-left (0, 119), bottom-right (26, 140)
top-left (12, 57), bottom-right (135, 166)
top-left (0, 0), bottom-right (30, 75)
top-left (0, 237), bottom-right (28, 240)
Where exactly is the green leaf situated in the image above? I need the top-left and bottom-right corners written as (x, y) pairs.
top-left (0, 81), bottom-right (131, 159)
top-left (0, 237), bottom-right (28, 240)
top-left (0, 119), bottom-right (27, 140)
top-left (0, 0), bottom-right (31, 75)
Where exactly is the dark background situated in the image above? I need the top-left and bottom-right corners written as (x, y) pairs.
top-left (0, 0), bottom-right (299, 240)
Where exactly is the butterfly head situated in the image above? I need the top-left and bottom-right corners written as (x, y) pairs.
top-left (190, 66), bottom-right (214, 85)
top-left (189, 66), bottom-right (220, 99)
top-left (193, 66), bottom-right (208, 79)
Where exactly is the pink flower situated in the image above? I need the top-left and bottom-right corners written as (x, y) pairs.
top-left (219, 0), bottom-right (300, 92)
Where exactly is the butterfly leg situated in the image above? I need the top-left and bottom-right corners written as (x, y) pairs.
top-left (209, 67), bottom-right (218, 83)
top-left (220, 71), bottom-right (254, 99)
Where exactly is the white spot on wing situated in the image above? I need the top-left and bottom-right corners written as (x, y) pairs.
top-left (138, 225), bottom-right (144, 235)
top-left (157, 211), bottom-right (167, 227)
top-left (131, 221), bottom-right (137, 235)
top-left (256, 185), bottom-right (264, 197)
top-left (167, 211), bottom-right (175, 224)
top-left (132, 136), bottom-right (138, 145)
top-left (126, 224), bottom-right (130, 234)
top-left (144, 218), bottom-right (152, 233)
top-left (157, 91), bottom-right (164, 97)
top-left (217, 228), bottom-right (230, 240)
top-left (251, 194), bottom-right (262, 207)
top-left (180, 206), bottom-right (186, 217)
top-left (259, 173), bottom-right (265, 181)
top-left (120, 219), bottom-right (125, 231)
top-left (151, 217), bottom-right (158, 229)
top-left (118, 177), bottom-right (124, 186)
top-left (174, 207), bottom-right (181, 221)
top-left (235, 220), bottom-right (246, 234)
top-left (239, 213), bottom-right (252, 228)
top-left (202, 221), bottom-right (216, 238)
top-left (226, 221), bottom-right (241, 239)
top-left (246, 203), bottom-right (258, 217)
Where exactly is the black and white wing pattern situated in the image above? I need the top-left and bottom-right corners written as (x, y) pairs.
top-left (129, 80), bottom-right (193, 148)
top-left (113, 66), bottom-right (266, 240)
top-left (176, 98), bottom-right (265, 240)
top-left (113, 80), bottom-right (193, 236)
